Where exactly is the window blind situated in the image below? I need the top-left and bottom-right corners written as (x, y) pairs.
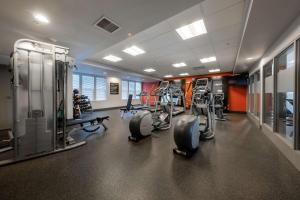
top-left (96, 77), bottom-right (107, 100)
top-left (82, 75), bottom-right (95, 100)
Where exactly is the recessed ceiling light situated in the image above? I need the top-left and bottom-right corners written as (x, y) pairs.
top-left (217, 89), bottom-right (223, 93)
top-left (179, 73), bottom-right (189, 76)
top-left (173, 62), bottom-right (187, 68)
top-left (103, 55), bottom-right (122, 62)
top-left (123, 46), bottom-right (145, 56)
top-left (209, 69), bottom-right (220, 73)
top-left (144, 68), bottom-right (156, 73)
top-left (246, 57), bottom-right (254, 61)
top-left (164, 75), bottom-right (173, 78)
top-left (200, 56), bottom-right (217, 63)
top-left (176, 19), bottom-right (207, 40)
top-left (33, 13), bottom-right (50, 24)
top-left (215, 83), bottom-right (222, 86)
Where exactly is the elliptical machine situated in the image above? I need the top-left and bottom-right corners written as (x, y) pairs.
top-left (128, 81), bottom-right (173, 142)
top-left (173, 78), bottom-right (215, 157)
top-left (214, 93), bottom-right (226, 121)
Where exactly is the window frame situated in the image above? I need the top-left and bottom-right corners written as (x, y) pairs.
top-left (295, 39), bottom-right (300, 149)
top-left (262, 60), bottom-right (274, 130)
top-left (274, 43), bottom-right (296, 147)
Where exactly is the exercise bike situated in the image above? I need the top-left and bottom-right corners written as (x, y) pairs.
top-left (173, 78), bottom-right (215, 157)
top-left (128, 81), bottom-right (173, 142)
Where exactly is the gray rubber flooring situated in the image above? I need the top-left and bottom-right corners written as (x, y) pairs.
top-left (0, 109), bottom-right (300, 200)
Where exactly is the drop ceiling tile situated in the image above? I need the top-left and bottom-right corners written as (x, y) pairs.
top-left (215, 47), bottom-right (237, 58)
top-left (140, 31), bottom-right (182, 52)
top-left (131, 21), bottom-right (173, 44)
top-left (192, 44), bottom-right (215, 57)
top-left (167, 4), bottom-right (204, 28)
top-left (212, 37), bottom-right (239, 51)
top-left (210, 23), bottom-right (242, 43)
top-left (201, 0), bottom-right (243, 17)
top-left (204, 1), bottom-right (244, 32)
top-left (183, 34), bottom-right (211, 49)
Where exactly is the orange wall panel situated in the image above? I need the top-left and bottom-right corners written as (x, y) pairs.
top-left (142, 82), bottom-right (160, 106)
top-left (228, 85), bottom-right (247, 112)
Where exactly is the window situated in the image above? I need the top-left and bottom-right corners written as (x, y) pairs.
top-left (96, 77), bottom-right (107, 100)
top-left (73, 74), bottom-right (80, 90)
top-left (135, 82), bottom-right (142, 99)
top-left (122, 80), bottom-right (142, 100)
top-left (129, 81), bottom-right (135, 98)
top-left (254, 71), bottom-right (260, 117)
top-left (122, 81), bottom-right (129, 100)
top-left (263, 61), bottom-right (273, 128)
top-left (73, 73), bottom-right (107, 101)
top-left (249, 75), bottom-right (255, 113)
top-left (275, 45), bottom-right (295, 145)
top-left (249, 72), bottom-right (260, 116)
top-left (82, 75), bottom-right (94, 100)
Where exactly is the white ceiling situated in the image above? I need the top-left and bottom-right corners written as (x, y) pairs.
top-left (0, 0), bottom-right (205, 66)
top-left (234, 0), bottom-right (300, 73)
top-left (2, 0), bottom-right (298, 79)
top-left (88, 0), bottom-right (247, 78)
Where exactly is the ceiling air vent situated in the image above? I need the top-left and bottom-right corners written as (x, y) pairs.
top-left (192, 66), bottom-right (206, 71)
top-left (95, 17), bottom-right (120, 33)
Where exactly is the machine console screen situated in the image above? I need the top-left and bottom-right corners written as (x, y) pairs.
top-left (160, 81), bottom-right (169, 89)
top-left (196, 79), bottom-right (208, 87)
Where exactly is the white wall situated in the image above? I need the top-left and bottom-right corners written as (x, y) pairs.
top-left (0, 66), bottom-right (12, 129)
top-left (75, 64), bottom-right (141, 110)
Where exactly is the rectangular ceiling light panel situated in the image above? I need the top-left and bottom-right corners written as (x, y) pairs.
top-left (123, 46), bottom-right (145, 56)
top-left (179, 73), bottom-right (189, 76)
top-left (173, 62), bottom-right (187, 68)
top-left (176, 19), bottom-right (207, 40)
top-left (200, 56), bottom-right (216, 63)
top-left (144, 68), bottom-right (156, 72)
top-left (209, 69), bottom-right (220, 73)
top-left (164, 75), bottom-right (173, 78)
top-left (103, 55), bottom-right (122, 62)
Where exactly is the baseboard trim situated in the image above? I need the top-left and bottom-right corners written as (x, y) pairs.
top-left (93, 106), bottom-right (124, 111)
top-left (228, 111), bottom-right (247, 114)
top-left (261, 124), bottom-right (300, 171)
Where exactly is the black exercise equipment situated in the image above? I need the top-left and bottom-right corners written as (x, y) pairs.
top-left (128, 81), bottom-right (173, 142)
top-left (214, 93), bottom-right (226, 121)
top-left (173, 115), bottom-right (199, 158)
top-left (173, 78), bottom-right (215, 158)
top-left (66, 116), bottom-right (109, 144)
top-left (120, 94), bottom-right (148, 118)
top-left (128, 110), bottom-right (153, 142)
top-left (170, 83), bottom-right (186, 116)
